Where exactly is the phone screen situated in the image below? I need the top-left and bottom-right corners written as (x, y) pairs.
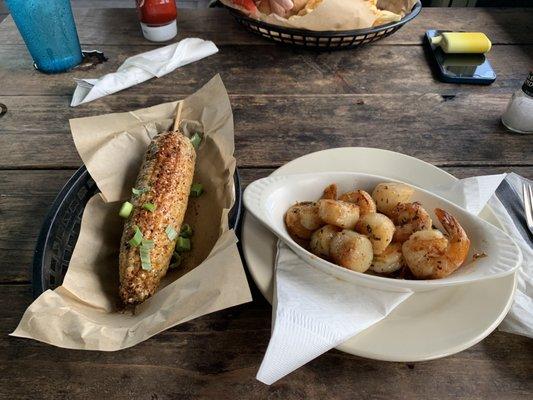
top-left (425, 30), bottom-right (496, 84)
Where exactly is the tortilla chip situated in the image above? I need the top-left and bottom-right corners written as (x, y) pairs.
top-left (295, 0), bottom-right (324, 17)
top-left (372, 9), bottom-right (402, 26)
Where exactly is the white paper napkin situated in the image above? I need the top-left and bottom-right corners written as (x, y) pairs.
top-left (490, 174), bottom-right (533, 338)
top-left (71, 38), bottom-right (218, 107)
top-left (432, 173), bottom-right (532, 338)
top-left (256, 242), bottom-right (412, 385)
top-left (257, 173), bottom-right (531, 385)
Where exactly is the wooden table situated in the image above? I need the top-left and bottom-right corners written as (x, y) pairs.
top-left (1, 7), bottom-right (532, 399)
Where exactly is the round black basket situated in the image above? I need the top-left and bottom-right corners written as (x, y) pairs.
top-left (32, 166), bottom-right (243, 298)
top-left (227, 1), bottom-right (421, 50)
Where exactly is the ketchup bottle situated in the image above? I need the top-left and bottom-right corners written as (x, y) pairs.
top-left (136, 0), bottom-right (177, 42)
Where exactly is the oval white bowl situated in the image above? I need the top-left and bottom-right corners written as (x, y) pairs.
top-left (243, 172), bottom-right (522, 292)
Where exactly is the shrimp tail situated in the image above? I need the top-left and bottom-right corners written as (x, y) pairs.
top-left (434, 208), bottom-right (466, 240)
top-left (322, 184), bottom-right (338, 200)
top-left (434, 208), bottom-right (470, 268)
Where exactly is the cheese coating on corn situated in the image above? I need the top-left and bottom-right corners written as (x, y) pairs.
top-left (119, 131), bottom-right (196, 305)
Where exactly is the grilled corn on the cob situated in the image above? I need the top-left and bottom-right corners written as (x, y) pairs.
top-left (119, 131), bottom-right (196, 305)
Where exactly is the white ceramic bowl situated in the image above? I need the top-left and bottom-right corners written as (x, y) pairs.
top-left (243, 172), bottom-right (522, 292)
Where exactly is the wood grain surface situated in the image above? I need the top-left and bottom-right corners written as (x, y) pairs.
top-left (0, 5), bottom-right (532, 400)
top-left (1, 8), bottom-right (533, 46)
top-left (1, 93), bottom-right (532, 168)
top-left (1, 44), bottom-right (532, 96)
top-left (0, 284), bottom-right (532, 400)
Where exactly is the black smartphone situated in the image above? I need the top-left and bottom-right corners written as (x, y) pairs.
top-left (425, 30), bottom-right (496, 85)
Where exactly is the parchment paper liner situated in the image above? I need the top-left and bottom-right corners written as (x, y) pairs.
top-left (12, 75), bottom-right (253, 350)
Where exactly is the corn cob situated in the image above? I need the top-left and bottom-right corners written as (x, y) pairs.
top-left (119, 131), bottom-right (195, 305)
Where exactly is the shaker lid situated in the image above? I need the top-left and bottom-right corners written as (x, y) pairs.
top-left (140, 20), bottom-right (177, 42)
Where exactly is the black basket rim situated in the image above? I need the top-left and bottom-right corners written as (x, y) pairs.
top-left (32, 165), bottom-right (243, 298)
top-left (226, 0), bottom-right (421, 38)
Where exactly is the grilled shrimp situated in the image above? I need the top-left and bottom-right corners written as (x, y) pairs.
top-left (390, 202), bottom-right (432, 243)
top-left (285, 202), bottom-right (324, 240)
top-left (329, 230), bottom-right (373, 273)
top-left (402, 208), bottom-right (470, 279)
top-left (372, 182), bottom-right (415, 216)
top-left (355, 213), bottom-right (395, 255)
top-left (310, 224), bottom-right (341, 258)
top-left (338, 190), bottom-right (377, 215)
top-left (370, 242), bottom-right (403, 274)
top-left (317, 199), bottom-right (360, 229)
top-left (322, 184), bottom-right (337, 200)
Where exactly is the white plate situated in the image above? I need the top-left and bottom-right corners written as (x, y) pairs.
top-left (244, 172), bottom-right (521, 292)
top-left (242, 147), bottom-right (517, 361)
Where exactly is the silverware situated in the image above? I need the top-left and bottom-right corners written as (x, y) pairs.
top-left (523, 183), bottom-right (533, 235)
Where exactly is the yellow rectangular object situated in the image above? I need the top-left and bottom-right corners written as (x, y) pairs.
top-left (431, 32), bottom-right (492, 54)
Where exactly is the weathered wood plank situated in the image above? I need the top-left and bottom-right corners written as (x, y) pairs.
top-left (0, 170), bottom-right (75, 283)
top-left (1, 94), bottom-right (532, 169)
top-left (0, 44), bottom-right (530, 97)
top-left (1, 284), bottom-right (532, 400)
top-left (70, 0), bottom-right (207, 8)
top-left (1, 165), bottom-right (531, 283)
top-left (1, 8), bottom-right (532, 47)
top-left (0, 0), bottom-right (205, 14)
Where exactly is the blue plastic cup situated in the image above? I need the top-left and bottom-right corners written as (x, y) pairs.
top-left (6, 0), bottom-right (83, 73)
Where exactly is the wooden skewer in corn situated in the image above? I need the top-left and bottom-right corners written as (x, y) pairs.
top-left (173, 100), bottom-right (184, 132)
top-left (118, 98), bottom-right (196, 305)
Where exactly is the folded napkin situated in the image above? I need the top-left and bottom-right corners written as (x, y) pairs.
top-left (71, 38), bottom-right (218, 107)
top-left (492, 174), bottom-right (533, 338)
top-left (256, 242), bottom-right (412, 384)
top-left (257, 173), bottom-right (532, 385)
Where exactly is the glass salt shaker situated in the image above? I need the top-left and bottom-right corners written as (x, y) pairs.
top-left (501, 71), bottom-right (533, 134)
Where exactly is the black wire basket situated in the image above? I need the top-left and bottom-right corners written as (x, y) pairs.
top-left (32, 166), bottom-right (243, 298)
top-left (226, 1), bottom-right (421, 50)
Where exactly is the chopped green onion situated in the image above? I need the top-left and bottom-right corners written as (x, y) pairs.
top-left (190, 183), bottom-right (203, 197)
top-left (119, 201), bottom-right (133, 218)
top-left (179, 224), bottom-right (193, 238)
top-left (140, 246), bottom-right (152, 271)
top-left (142, 202), bottom-right (156, 212)
top-left (165, 225), bottom-right (178, 241)
top-left (128, 225), bottom-right (143, 247)
top-left (169, 253), bottom-right (182, 269)
top-left (190, 132), bottom-right (202, 150)
top-left (141, 238), bottom-right (154, 249)
top-left (175, 237), bottom-right (191, 252)
top-left (132, 187), bottom-right (150, 196)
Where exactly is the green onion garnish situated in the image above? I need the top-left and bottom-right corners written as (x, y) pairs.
top-left (140, 246), bottom-right (152, 271)
top-left (141, 238), bottom-right (154, 249)
top-left (165, 225), bottom-right (178, 241)
top-left (119, 201), bottom-right (133, 218)
top-left (175, 237), bottom-right (191, 252)
top-left (142, 202), bottom-right (156, 212)
top-left (129, 225), bottom-right (143, 247)
top-left (190, 132), bottom-right (202, 150)
top-left (179, 224), bottom-right (193, 238)
top-left (169, 252), bottom-right (182, 269)
top-left (190, 183), bottom-right (203, 197)
top-left (132, 187), bottom-right (150, 196)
